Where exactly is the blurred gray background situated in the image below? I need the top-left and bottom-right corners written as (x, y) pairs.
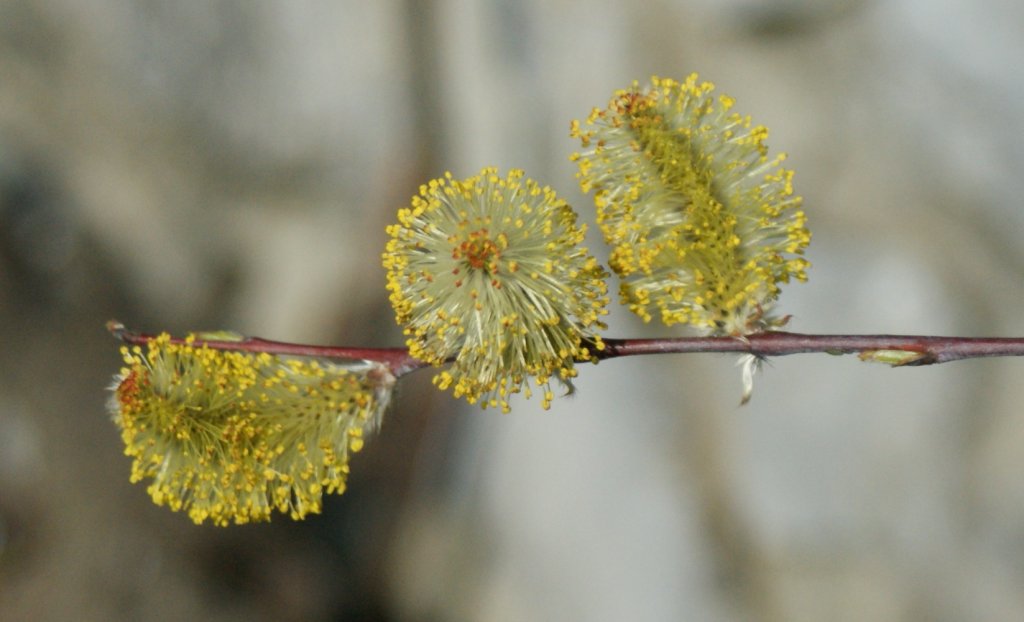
top-left (2, 1), bottom-right (1024, 620)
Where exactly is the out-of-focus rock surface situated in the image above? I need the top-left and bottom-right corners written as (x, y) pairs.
top-left (2, 1), bottom-right (1022, 620)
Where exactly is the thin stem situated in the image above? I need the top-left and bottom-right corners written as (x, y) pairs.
top-left (107, 321), bottom-right (427, 377)
top-left (108, 320), bottom-right (1024, 376)
top-left (595, 332), bottom-right (1024, 365)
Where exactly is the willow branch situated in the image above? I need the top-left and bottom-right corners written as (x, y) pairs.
top-left (107, 321), bottom-right (426, 377)
top-left (109, 320), bottom-right (1024, 377)
top-left (595, 332), bottom-right (1024, 365)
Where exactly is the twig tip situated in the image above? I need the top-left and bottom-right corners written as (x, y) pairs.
top-left (106, 320), bottom-right (126, 339)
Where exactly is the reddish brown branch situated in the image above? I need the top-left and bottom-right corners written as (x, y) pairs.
top-left (109, 321), bottom-right (1024, 378)
top-left (595, 332), bottom-right (1024, 365)
top-left (106, 321), bottom-right (427, 377)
